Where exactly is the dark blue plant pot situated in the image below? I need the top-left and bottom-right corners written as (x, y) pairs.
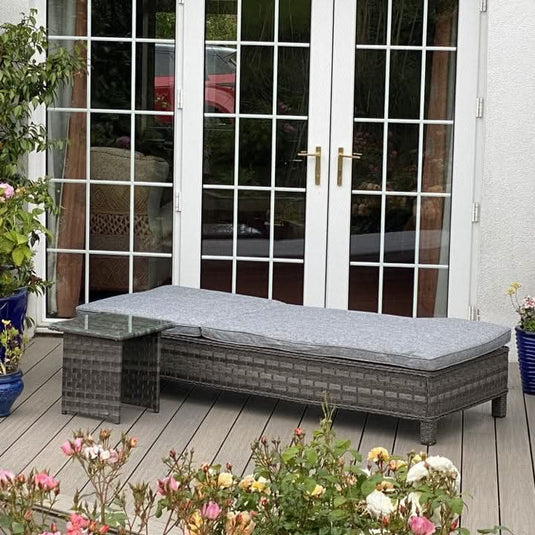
top-left (515, 326), bottom-right (535, 395)
top-left (0, 288), bottom-right (28, 362)
top-left (0, 370), bottom-right (24, 416)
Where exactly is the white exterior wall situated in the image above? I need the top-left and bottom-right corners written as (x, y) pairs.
top-left (478, 1), bottom-right (535, 355)
top-left (0, 1), bottom-right (30, 24)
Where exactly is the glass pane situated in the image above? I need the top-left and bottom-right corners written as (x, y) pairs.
top-left (240, 46), bottom-right (274, 114)
top-left (203, 118), bottom-right (235, 185)
top-left (202, 189), bottom-right (234, 256)
top-left (133, 257), bottom-right (172, 292)
top-left (236, 261), bottom-right (269, 298)
top-left (354, 50), bottom-right (385, 118)
top-left (91, 0), bottom-right (131, 37)
top-left (273, 263), bottom-right (304, 304)
top-left (89, 184), bottom-right (130, 251)
top-left (278, 47), bottom-right (309, 116)
top-left (135, 115), bottom-right (174, 182)
top-left (48, 112), bottom-right (87, 180)
top-left (239, 119), bottom-right (272, 186)
top-left (276, 120), bottom-right (307, 187)
top-left (382, 267), bottom-right (414, 317)
top-left (91, 113), bottom-right (131, 154)
top-left (356, 0), bottom-right (387, 45)
top-left (352, 123), bottom-right (383, 190)
top-left (237, 190), bottom-right (270, 257)
top-left (419, 197), bottom-right (450, 264)
top-left (46, 252), bottom-right (85, 318)
top-left (206, 0), bottom-right (238, 41)
top-left (89, 255), bottom-right (129, 298)
top-left (428, 0), bottom-right (458, 47)
top-left (273, 192), bottom-right (305, 259)
top-left (384, 196), bottom-right (416, 263)
top-left (242, 0), bottom-right (274, 41)
top-left (50, 182), bottom-right (87, 249)
top-left (424, 51), bottom-right (456, 120)
top-left (391, 0), bottom-right (423, 46)
top-left (417, 269), bottom-right (448, 317)
top-left (387, 123), bottom-right (418, 192)
top-left (422, 124), bottom-right (453, 193)
top-left (279, 0), bottom-right (311, 43)
top-left (350, 195), bottom-right (381, 262)
top-left (205, 45), bottom-right (237, 114)
top-left (389, 51), bottom-right (421, 119)
top-left (133, 186), bottom-right (173, 253)
top-left (91, 42), bottom-right (132, 109)
top-left (48, 0), bottom-right (88, 36)
top-left (137, 0), bottom-right (176, 39)
top-left (349, 266), bottom-right (379, 312)
top-left (201, 260), bottom-right (233, 292)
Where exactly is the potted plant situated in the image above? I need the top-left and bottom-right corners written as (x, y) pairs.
top-left (0, 10), bottom-right (84, 338)
top-left (507, 282), bottom-right (535, 394)
top-left (0, 319), bottom-right (25, 415)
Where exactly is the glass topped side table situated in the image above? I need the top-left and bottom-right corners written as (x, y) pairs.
top-left (50, 313), bottom-right (174, 423)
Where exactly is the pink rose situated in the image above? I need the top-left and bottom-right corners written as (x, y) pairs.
top-left (201, 501), bottom-right (221, 520)
top-left (61, 441), bottom-right (74, 456)
top-left (157, 475), bottom-right (178, 495)
top-left (34, 472), bottom-right (59, 491)
top-left (410, 515), bottom-right (436, 535)
top-left (66, 513), bottom-right (90, 535)
top-left (0, 470), bottom-right (14, 485)
top-left (0, 183), bottom-right (14, 199)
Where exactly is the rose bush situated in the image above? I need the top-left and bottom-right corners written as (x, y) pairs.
top-left (507, 282), bottom-right (535, 332)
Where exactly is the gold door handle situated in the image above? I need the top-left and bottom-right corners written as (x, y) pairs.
top-left (337, 147), bottom-right (362, 186)
top-left (297, 146), bottom-right (321, 185)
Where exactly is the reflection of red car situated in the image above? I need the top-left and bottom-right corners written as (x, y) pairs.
top-left (155, 44), bottom-right (236, 120)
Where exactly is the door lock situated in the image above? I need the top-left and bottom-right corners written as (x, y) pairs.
top-left (297, 146), bottom-right (322, 185)
top-left (337, 148), bottom-right (362, 186)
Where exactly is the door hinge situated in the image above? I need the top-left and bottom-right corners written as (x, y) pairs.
top-left (468, 305), bottom-right (481, 321)
top-left (476, 97), bottom-right (484, 118)
top-left (178, 0), bottom-right (184, 5)
top-left (174, 191), bottom-right (182, 212)
top-left (480, 0), bottom-right (488, 12)
top-left (471, 202), bottom-right (480, 223)
top-left (176, 89), bottom-right (183, 110)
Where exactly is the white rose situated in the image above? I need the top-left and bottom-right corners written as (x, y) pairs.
top-left (426, 455), bottom-right (460, 489)
top-left (399, 491), bottom-right (423, 516)
top-left (366, 490), bottom-right (394, 518)
top-left (407, 461), bottom-right (430, 483)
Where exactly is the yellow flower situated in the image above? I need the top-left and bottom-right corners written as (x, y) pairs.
top-left (309, 484), bottom-right (325, 497)
top-left (368, 447), bottom-right (389, 463)
top-left (187, 511), bottom-right (203, 535)
top-left (238, 475), bottom-right (255, 490)
top-left (226, 511), bottom-right (255, 535)
top-left (218, 472), bottom-right (234, 488)
top-left (251, 476), bottom-right (268, 492)
top-left (507, 282), bottom-right (522, 295)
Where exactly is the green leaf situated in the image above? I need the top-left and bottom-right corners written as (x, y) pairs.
top-left (281, 446), bottom-right (300, 463)
top-left (303, 477), bottom-right (317, 493)
top-left (333, 496), bottom-right (346, 507)
top-left (11, 246), bottom-right (28, 266)
top-left (11, 522), bottom-right (24, 534)
top-left (448, 497), bottom-right (464, 515)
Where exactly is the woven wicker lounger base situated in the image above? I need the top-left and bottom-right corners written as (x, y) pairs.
top-left (160, 333), bottom-right (509, 445)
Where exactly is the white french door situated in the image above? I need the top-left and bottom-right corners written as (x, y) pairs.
top-left (180, 0), bottom-right (479, 318)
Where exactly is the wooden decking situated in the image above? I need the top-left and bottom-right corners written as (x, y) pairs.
top-left (2, 335), bottom-right (533, 534)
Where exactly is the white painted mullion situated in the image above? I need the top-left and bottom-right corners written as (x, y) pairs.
top-left (84, 0), bottom-right (92, 304)
top-left (204, 113), bottom-right (307, 121)
top-left (128, 0), bottom-right (137, 293)
top-left (355, 44), bottom-right (456, 52)
top-left (353, 117), bottom-right (453, 125)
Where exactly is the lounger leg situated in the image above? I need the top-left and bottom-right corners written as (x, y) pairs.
top-left (419, 420), bottom-right (438, 446)
top-left (492, 394), bottom-right (507, 418)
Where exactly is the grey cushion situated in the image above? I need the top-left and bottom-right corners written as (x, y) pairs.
top-left (200, 304), bottom-right (511, 371)
top-left (77, 286), bottom-right (280, 337)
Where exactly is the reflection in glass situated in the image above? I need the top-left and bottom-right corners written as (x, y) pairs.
top-left (241, 0), bottom-right (274, 41)
top-left (350, 195), bottom-right (381, 262)
top-left (47, 253), bottom-right (85, 318)
top-left (137, 0), bottom-right (176, 39)
top-left (133, 186), bottom-right (173, 254)
top-left (89, 184), bottom-right (130, 251)
top-left (387, 123), bottom-right (418, 192)
top-left (274, 192), bottom-right (305, 259)
top-left (202, 190), bottom-right (234, 256)
top-left (391, 0), bottom-right (423, 46)
top-left (424, 51), bottom-right (456, 120)
top-left (91, 113), bottom-right (131, 153)
top-left (89, 255), bottom-right (129, 298)
top-left (205, 46), bottom-right (236, 114)
top-left (206, 0), bottom-right (237, 41)
top-left (237, 261), bottom-right (269, 298)
top-left (422, 124), bottom-right (453, 193)
top-left (383, 268), bottom-right (414, 317)
top-left (133, 256), bottom-right (172, 292)
top-left (240, 46), bottom-right (273, 114)
top-left (384, 196), bottom-right (416, 263)
top-left (279, 0), bottom-right (311, 43)
top-left (276, 120), bottom-right (307, 187)
top-left (91, 0), bottom-right (132, 37)
top-left (50, 41), bottom-right (88, 109)
top-left (419, 197), bottom-right (450, 264)
top-left (273, 263), bottom-right (304, 304)
top-left (428, 0), bottom-right (458, 47)
top-left (49, 181), bottom-right (86, 249)
top-left (201, 260), bottom-right (233, 293)
top-left (237, 190), bottom-right (270, 257)
top-left (239, 119), bottom-right (272, 186)
top-left (389, 51), bottom-right (421, 119)
top-left (418, 269), bottom-right (448, 317)
top-left (354, 50), bottom-right (385, 118)
top-left (48, 0), bottom-right (87, 36)
top-left (352, 123), bottom-right (383, 189)
top-left (278, 47), bottom-right (309, 116)
top-left (203, 118), bottom-right (235, 185)
top-left (348, 266), bottom-right (379, 312)
top-left (135, 115), bottom-right (173, 182)
top-left (356, 0), bottom-right (387, 45)
top-left (91, 42), bottom-right (131, 109)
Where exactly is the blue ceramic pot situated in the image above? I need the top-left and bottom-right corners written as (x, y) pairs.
top-left (0, 370), bottom-right (23, 416)
top-left (515, 326), bottom-right (535, 395)
top-left (0, 288), bottom-right (28, 361)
